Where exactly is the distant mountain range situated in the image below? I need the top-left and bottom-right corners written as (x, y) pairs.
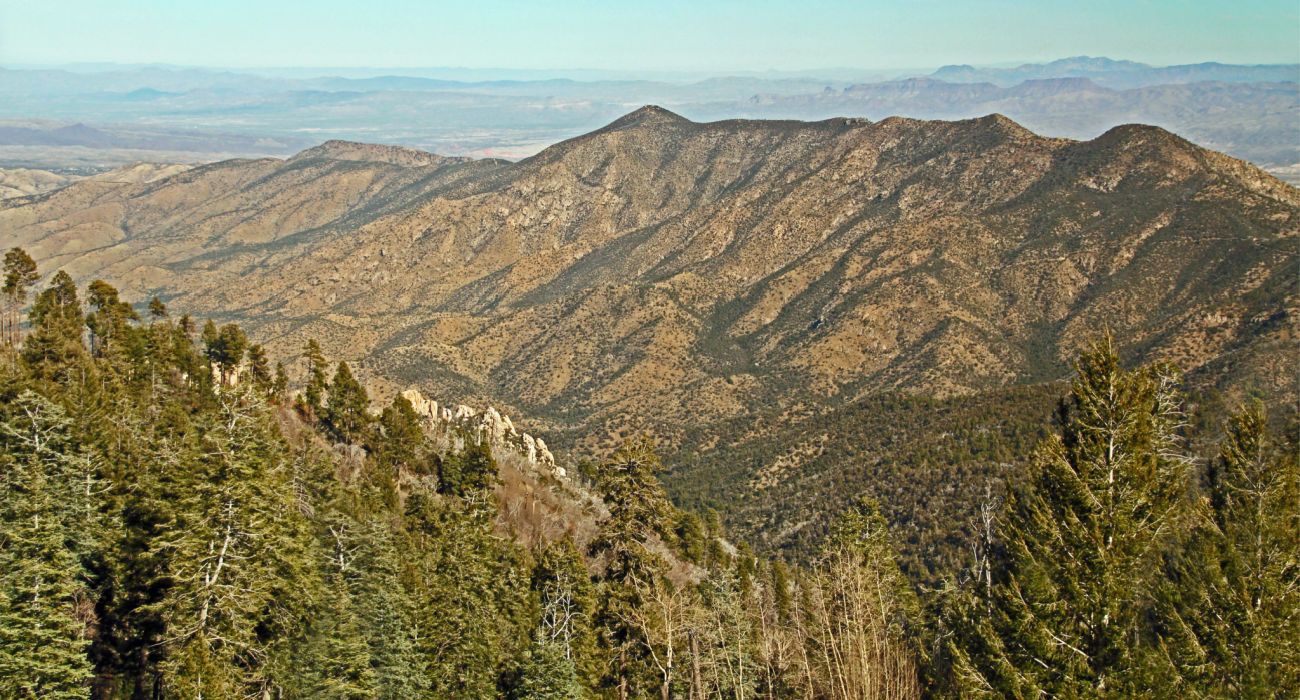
top-left (730, 77), bottom-right (1299, 171)
top-left (931, 55), bottom-right (1299, 88)
top-left (0, 120), bottom-right (306, 153)
top-left (0, 119), bottom-right (309, 171)
top-left (1, 57), bottom-right (1295, 179)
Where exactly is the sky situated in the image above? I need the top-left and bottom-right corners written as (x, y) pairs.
top-left (1, 0), bottom-right (1297, 73)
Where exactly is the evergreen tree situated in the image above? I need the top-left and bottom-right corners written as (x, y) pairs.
top-left (85, 280), bottom-right (141, 381)
top-left (2, 247), bottom-right (39, 348)
top-left (85, 280), bottom-right (137, 352)
top-left (247, 343), bottom-right (272, 393)
top-left (98, 418), bottom-right (178, 698)
top-left (951, 338), bottom-right (1194, 697)
top-left (200, 319), bottom-right (218, 353)
top-left (590, 436), bottom-right (673, 585)
top-left (350, 518), bottom-right (427, 699)
top-left (438, 436), bottom-right (498, 497)
top-left (147, 295), bottom-right (167, 319)
top-left (203, 322), bottom-right (247, 385)
top-left (0, 392), bottom-right (96, 698)
top-left (588, 437), bottom-right (675, 697)
top-left (533, 538), bottom-right (602, 692)
top-left (325, 361), bottom-right (370, 444)
top-left (155, 386), bottom-right (308, 695)
top-left (403, 491), bottom-right (530, 699)
top-left (301, 339), bottom-right (328, 419)
top-left (518, 638), bottom-right (584, 700)
top-left (674, 510), bottom-right (708, 563)
top-left (1152, 403), bottom-right (1300, 697)
top-left (273, 361), bottom-right (289, 402)
top-left (376, 395), bottom-right (425, 471)
top-left (21, 271), bottom-right (90, 384)
top-left (309, 572), bottom-right (379, 700)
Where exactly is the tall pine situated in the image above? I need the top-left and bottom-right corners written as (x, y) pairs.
top-left (1151, 403), bottom-right (1300, 696)
top-left (0, 392), bottom-right (96, 697)
top-left (951, 337), bottom-right (1194, 697)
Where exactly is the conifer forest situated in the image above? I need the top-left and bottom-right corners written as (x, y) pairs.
top-left (0, 234), bottom-right (1296, 700)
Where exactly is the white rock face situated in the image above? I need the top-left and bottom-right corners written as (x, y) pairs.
top-left (400, 388), bottom-right (561, 474)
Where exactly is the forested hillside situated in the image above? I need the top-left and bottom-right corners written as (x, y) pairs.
top-left (0, 251), bottom-right (928, 698)
top-left (3, 246), bottom-right (1298, 698)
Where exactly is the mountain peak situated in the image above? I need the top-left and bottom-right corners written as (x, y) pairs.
top-left (962, 112), bottom-right (1037, 140)
top-left (288, 140), bottom-right (458, 167)
top-left (602, 105), bottom-right (691, 130)
top-left (1090, 122), bottom-right (1194, 152)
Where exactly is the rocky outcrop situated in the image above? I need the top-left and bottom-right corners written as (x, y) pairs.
top-left (401, 388), bottom-right (562, 477)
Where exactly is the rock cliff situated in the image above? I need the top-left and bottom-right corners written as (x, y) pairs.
top-left (401, 388), bottom-right (561, 476)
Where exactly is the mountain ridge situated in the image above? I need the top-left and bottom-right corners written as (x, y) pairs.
top-left (2, 107), bottom-right (1295, 444)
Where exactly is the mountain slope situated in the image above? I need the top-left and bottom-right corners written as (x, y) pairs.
top-left (3, 109), bottom-right (1296, 566)
top-left (4, 109), bottom-right (1295, 434)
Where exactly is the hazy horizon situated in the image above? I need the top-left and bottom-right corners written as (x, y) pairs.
top-left (4, 56), bottom-right (1297, 85)
top-left (3, 0), bottom-right (1297, 72)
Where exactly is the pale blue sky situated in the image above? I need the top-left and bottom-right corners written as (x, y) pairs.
top-left (2, 0), bottom-right (1296, 72)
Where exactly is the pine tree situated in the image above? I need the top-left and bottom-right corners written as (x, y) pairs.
top-left (376, 394), bottom-right (426, 473)
top-left (952, 338), bottom-right (1194, 697)
top-left (589, 437), bottom-right (676, 697)
top-left (518, 637), bottom-right (584, 700)
top-left (590, 436), bottom-right (673, 585)
top-left (155, 386), bottom-right (307, 695)
top-left (147, 296), bottom-right (167, 320)
top-left (200, 319), bottom-right (218, 352)
top-left (2, 247), bottom-right (39, 348)
top-left (438, 436), bottom-right (498, 497)
top-left (1152, 403), bottom-right (1300, 697)
top-left (98, 418), bottom-right (177, 698)
top-left (310, 572), bottom-right (379, 700)
top-left (21, 271), bottom-right (90, 384)
top-left (403, 491), bottom-right (530, 698)
top-left (203, 322), bottom-right (247, 385)
top-left (247, 343), bottom-right (272, 393)
top-left (325, 361), bottom-right (370, 444)
top-left (301, 339), bottom-right (328, 419)
top-left (85, 280), bottom-right (138, 355)
top-left (273, 361), bottom-right (289, 402)
top-left (533, 538), bottom-right (601, 692)
top-left (350, 518), bottom-right (427, 699)
top-left (0, 392), bottom-right (95, 698)
top-left (1207, 404), bottom-right (1300, 689)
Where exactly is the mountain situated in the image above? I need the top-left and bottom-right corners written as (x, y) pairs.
top-left (0, 118), bottom-right (312, 172)
top-left (3, 108), bottom-right (1296, 557)
top-left (0, 119), bottom-right (308, 154)
top-left (0, 162), bottom-right (190, 200)
top-left (0, 166), bottom-right (78, 199)
top-left (931, 56), bottom-right (1300, 88)
top-left (728, 77), bottom-right (1300, 175)
top-left (3, 60), bottom-right (1295, 174)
